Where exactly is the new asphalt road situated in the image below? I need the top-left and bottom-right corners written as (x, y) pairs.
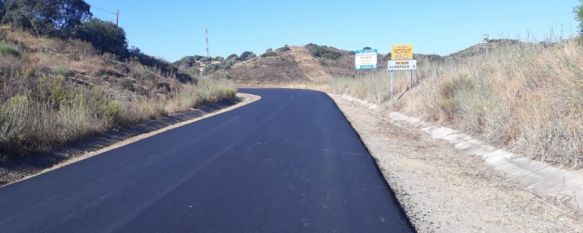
top-left (0, 88), bottom-right (415, 233)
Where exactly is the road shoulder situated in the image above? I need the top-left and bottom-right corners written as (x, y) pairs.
top-left (330, 94), bottom-right (583, 233)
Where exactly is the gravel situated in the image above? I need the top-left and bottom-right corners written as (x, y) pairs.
top-left (331, 95), bottom-right (583, 233)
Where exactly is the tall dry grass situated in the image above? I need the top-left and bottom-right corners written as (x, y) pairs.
top-left (0, 29), bottom-right (236, 158)
top-left (326, 40), bottom-right (583, 168)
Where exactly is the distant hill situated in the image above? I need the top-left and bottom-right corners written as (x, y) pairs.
top-left (175, 40), bottom-right (535, 84)
top-left (175, 44), bottom-right (367, 84)
top-left (448, 39), bottom-right (525, 58)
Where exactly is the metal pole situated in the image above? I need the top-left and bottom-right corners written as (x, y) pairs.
top-left (390, 71), bottom-right (394, 97)
top-left (116, 10), bottom-right (119, 26)
top-left (410, 70), bottom-right (413, 89)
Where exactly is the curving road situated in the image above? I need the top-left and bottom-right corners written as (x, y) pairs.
top-left (0, 88), bottom-right (415, 233)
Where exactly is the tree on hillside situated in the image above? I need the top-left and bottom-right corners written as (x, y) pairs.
top-left (276, 45), bottom-right (290, 53)
top-left (74, 18), bottom-right (128, 58)
top-left (306, 44), bottom-right (342, 60)
top-left (1, 0), bottom-right (91, 36)
top-left (576, 0), bottom-right (583, 36)
top-left (0, 1), bottom-right (5, 18)
top-left (239, 51), bottom-right (256, 60)
top-left (226, 54), bottom-right (238, 60)
top-left (261, 48), bottom-right (277, 58)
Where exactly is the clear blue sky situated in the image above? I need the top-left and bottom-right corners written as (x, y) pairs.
top-left (86, 0), bottom-right (579, 61)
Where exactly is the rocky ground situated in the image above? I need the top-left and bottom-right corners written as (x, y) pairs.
top-left (331, 95), bottom-right (583, 233)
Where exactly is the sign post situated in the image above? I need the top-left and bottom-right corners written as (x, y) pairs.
top-left (388, 44), bottom-right (417, 96)
top-left (354, 49), bottom-right (378, 76)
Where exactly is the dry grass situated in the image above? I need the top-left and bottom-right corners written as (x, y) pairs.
top-left (0, 29), bottom-right (236, 158)
top-left (325, 40), bottom-right (583, 168)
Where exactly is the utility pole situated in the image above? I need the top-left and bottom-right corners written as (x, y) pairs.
top-left (116, 9), bottom-right (119, 27)
top-left (205, 28), bottom-right (210, 58)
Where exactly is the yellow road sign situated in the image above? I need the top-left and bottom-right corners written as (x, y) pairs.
top-left (391, 44), bottom-right (414, 60)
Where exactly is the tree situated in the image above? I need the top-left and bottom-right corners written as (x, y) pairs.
top-left (2, 0), bottom-right (91, 36)
top-left (276, 45), bottom-right (290, 53)
top-left (239, 51), bottom-right (256, 60)
top-left (363, 46), bottom-right (372, 50)
top-left (74, 18), bottom-right (128, 58)
top-left (576, 0), bottom-right (583, 36)
top-left (306, 44), bottom-right (342, 60)
top-left (261, 49), bottom-right (278, 58)
top-left (0, 0), bottom-right (5, 18)
top-left (226, 54), bottom-right (238, 60)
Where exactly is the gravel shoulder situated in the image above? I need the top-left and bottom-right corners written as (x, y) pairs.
top-left (331, 95), bottom-right (583, 233)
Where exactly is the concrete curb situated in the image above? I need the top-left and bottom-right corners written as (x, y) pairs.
top-left (336, 94), bottom-right (583, 213)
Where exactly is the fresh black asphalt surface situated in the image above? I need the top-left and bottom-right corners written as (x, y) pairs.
top-left (0, 88), bottom-right (415, 233)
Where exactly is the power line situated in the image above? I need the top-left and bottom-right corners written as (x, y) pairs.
top-left (92, 5), bottom-right (115, 15)
top-left (89, 4), bottom-right (119, 26)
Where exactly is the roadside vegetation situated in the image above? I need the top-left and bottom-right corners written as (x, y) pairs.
top-left (0, 1), bottom-right (236, 159)
top-left (325, 39), bottom-right (583, 168)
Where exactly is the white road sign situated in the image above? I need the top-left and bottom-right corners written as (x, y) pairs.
top-left (388, 60), bottom-right (417, 71)
top-left (354, 49), bottom-right (378, 70)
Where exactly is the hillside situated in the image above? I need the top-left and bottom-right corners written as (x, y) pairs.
top-left (175, 44), bottom-right (449, 85)
top-left (323, 39), bottom-right (583, 168)
top-left (0, 28), bottom-right (235, 159)
top-left (175, 44), bottom-right (358, 84)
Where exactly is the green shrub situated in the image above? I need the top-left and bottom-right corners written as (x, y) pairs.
top-left (0, 42), bottom-right (20, 57)
top-left (276, 45), bottom-right (291, 53)
top-left (239, 51), bottom-right (256, 60)
top-left (99, 99), bottom-right (120, 122)
top-left (576, 0), bottom-right (583, 36)
top-left (2, 0), bottom-right (92, 37)
top-left (305, 43), bottom-right (342, 60)
top-left (261, 51), bottom-right (278, 58)
top-left (0, 94), bottom-right (29, 154)
top-left (74, 18), bottom-right (128, 58)
top-left (51, 66), bottom-right (74, 77)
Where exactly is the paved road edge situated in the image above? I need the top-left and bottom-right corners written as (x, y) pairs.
top-left (335, 93), bottom-right (583, 215)
top-left (1, 93), bottom-right (261, 189)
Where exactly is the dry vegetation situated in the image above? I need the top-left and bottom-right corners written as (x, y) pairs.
top-left (0, 29), bottom-right (236, 159)
top-left (325, 40), bottom-right (583, 168)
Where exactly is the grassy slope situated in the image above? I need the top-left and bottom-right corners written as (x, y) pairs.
top-left (326, 40), bottom-right (582, 168)
top-left (0, 28), bottom-right (236, 158)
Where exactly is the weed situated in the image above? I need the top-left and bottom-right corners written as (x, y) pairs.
top-left (0, 43), bottom-right (20, 57)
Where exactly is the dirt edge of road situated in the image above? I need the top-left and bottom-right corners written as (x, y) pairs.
top-left (0, 93), bottom-right (261, 188)
top-left (329, 94), bottom-right (583, 233)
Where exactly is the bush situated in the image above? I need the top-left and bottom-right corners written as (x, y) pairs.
top-left (2, 0), bottom-right (92, 37)
top-left (576, 0), bottom-right (583, 35)
top-left (74, 18), bottom-right (128, 58)
top-left (261, 48), bottom-right (278, 58)
top-left (276, 45), bottom-right (290, 53)
top-left (306, 43), bottom-right (342, 60)
top-left (203, 63), bottom-right (221, 75)
top-left (239, 51), bottom-right (256, 61)
top-left (0, 42), bottom-right (19, 57)
top-left (226, 54), bottom-right (238, 60)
